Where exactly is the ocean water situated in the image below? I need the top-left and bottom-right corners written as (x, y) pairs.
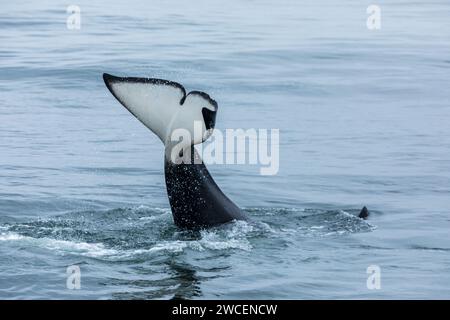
top-left (1, 0), bottom-right (450, 299)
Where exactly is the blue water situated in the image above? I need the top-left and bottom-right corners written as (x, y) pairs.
top-left (1, 0), bottom-right (450, 299)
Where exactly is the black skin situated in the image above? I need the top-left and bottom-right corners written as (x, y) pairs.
top-left (165, 146), bottom-right (247, 230)
top-left (358, 206), bottom-right (370, 219)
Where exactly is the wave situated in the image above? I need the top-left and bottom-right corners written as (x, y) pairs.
top-left (0, 231), bottom-right (118, 258)
top-left (0, 206), bottom-right (374, 261)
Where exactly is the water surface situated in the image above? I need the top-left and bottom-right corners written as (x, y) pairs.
top-left (0, 0), bottom-right (449, 299)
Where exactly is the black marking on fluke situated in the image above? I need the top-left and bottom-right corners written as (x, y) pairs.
top-left (202, 107), bottom-right (216, 131)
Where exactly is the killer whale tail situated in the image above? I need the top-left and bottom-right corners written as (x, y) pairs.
top-left (103, 73), bottom-right (217, 148)
top-left (103, 73), bottom-right (247, 229)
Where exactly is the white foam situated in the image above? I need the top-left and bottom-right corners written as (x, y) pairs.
top-left (138, 213), bottom-right (169, 221)
top-left (118, 235), bottom-right (252, 259)
top-left (0, 231), bottom-right (117, 258)
top-left (226, 220), bottom-right (254, 238)
top-left (0, 232), bottom-right (26, 241)
top-left (144, 241), bottom-right (187, 253)
top-left (132, 205), bottom-right (170, 213)
top-left (112, 223), bottom-right (254, 259)
top-left (199, 238), bottom-right (252, 251)
top-left (0, 218), bottom-right (254, 261)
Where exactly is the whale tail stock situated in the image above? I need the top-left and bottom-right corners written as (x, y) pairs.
top-left (103, 73), bottom-right (247, 229)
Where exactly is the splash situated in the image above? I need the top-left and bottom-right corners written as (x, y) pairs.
top-left (0, 206), bottom-right (375, 261)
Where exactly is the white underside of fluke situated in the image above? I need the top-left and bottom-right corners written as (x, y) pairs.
top-left (107, 81), bottom-right (184, 142)
top-left (104, 74), bottom-right (216, 149)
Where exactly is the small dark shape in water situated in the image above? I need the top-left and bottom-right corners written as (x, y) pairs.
top-left (358, 206), bottom-right (369, 219)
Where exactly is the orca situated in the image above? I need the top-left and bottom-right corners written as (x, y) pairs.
top-left (103, 73), bottom-right (247, 229)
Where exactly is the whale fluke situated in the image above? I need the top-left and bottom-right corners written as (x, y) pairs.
top-left (103, 73), bottom-right (247, 229)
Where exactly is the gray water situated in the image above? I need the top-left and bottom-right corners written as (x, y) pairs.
top-left (1, 0), bottom-right (450, 299)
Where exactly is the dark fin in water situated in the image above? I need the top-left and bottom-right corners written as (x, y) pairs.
top-left (358, 206), bottom-right (369, 219)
